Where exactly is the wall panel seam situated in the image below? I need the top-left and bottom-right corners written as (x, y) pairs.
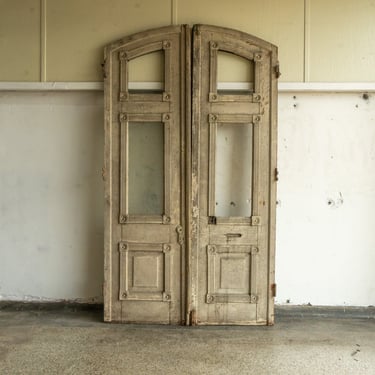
top-left (1, 82), bottom-right (375, 92)
top-left (171, 0), bottom-right (177, 25)
top-left (303, 0), bottom-right (310, 82)
top-left (40, 0), bottom-right (47, 82)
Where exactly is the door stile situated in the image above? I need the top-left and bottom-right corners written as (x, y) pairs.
top-left (253, 51), bottom-right (270, 324)
top-left (182, 25), bottom-right (193, 325)
top-left (267, 44), bottom-right (278, 325)
top-left (104, 39), bottom-right (122, 322)
top-left (189, 25), bottom-right (202, 324)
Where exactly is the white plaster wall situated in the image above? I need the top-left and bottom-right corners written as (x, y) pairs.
top-left (0, 90), bottom-right (374, 306)
top-left (0, 92), bottom-right (104, 302)
top-left (276, 92), bottom-right (375, 306)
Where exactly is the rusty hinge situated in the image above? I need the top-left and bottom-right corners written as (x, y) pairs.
top-left (193, 25), bottom-right (201, 36)
top-left (275, 167), bottom-right (279, 182)
top-left (208, 216), bottom-right (217, 225)
top-left (274, 63), bottom-right (281, 79)
top-left (176, 225), bottom-right (185, 246)
top-left (189, 310), bottom-right (197, 326)
top-left (271, 283), bottom-right (277, 297)
top-left (101, 59), bottom-right (107, 79)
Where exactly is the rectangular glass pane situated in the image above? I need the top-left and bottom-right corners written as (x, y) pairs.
top-left (128, 122), bottom-right (164, 215)
top-left (215, 123), bottom-right (253, 217)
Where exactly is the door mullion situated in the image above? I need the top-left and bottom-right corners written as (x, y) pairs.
top-left (189, 25), bottom-right (203, 324)
top-left (183, 24), bottom-right (193, 325)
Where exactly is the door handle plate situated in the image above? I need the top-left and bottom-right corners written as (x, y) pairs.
top-left (225, 233), bottom-right (242, 238)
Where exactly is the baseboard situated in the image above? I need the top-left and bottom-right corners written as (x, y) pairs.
top-left (275, 305), bottom-right (375, 319)
top-left (0, 301), bottom-right (103, 312)
top-left (1, 302), bottom-right (374, 319)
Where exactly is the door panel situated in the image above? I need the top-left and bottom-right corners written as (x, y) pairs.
top-left (190, 25), bottom-right (277, 325)
top-left (104, 24), bottom-right (277, 325)
top-left (104, 25), bottom-right (189, 323)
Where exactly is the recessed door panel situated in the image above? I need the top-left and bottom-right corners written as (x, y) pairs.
top-left (104, 24), bottom-right (277, 325)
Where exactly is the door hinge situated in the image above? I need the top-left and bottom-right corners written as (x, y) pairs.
top-left (101, 59), bottom-right (107, 79)
top-left (274, 63), bottom-right (281, 79)
top-left (189, 310), bottom-right (197, 326)
top-left (275, 167), bottom-right (279, 182)
top-left (176, 225), bottom-right (185, 246)
top-left (271, 283), bottom-right (277, 297)
top-left (208, 216), bottom-right (217, 225)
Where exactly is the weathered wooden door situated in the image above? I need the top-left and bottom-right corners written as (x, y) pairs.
top-left (104, 25), bottom-right (277, 325)
top-left (103, 26), bottom-right (189, 324)
top-left (190, 25), bottom-right (277, 324)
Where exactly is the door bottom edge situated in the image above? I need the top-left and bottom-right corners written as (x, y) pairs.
top-left (195, 320), bottom-right (268, 326)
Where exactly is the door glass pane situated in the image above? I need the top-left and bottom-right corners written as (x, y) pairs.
top-left (128, 122), bottom-right (164, 215)
top-left (217, 51), bottom-right (254, 94)
top-left (215, 123), bottom-right (253, 217)
top-left (128, 51), bottom-right (164, 93)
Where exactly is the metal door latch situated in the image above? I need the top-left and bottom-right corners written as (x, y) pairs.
top-left (274, 63), bottom-right (281, 79)
top-left (101, 60), bottom-right (107, 79)
top-left (271, 283), bottom-right (277, 297)
top-left (176, 225), bottom-right (185, 246)
top-left (208, 216), bottom-right (217, 225)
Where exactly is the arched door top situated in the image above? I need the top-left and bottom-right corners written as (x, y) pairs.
top-left (105, 24), bottom-right (276, 54)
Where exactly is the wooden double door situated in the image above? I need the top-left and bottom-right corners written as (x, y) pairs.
top-left (104, 25), bottom-right (278, 325)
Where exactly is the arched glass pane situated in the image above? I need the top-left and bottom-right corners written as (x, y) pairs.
top-left (128, 51), bottom-right (164, 92)
top-left (217, 51), bottom-right (254, 94)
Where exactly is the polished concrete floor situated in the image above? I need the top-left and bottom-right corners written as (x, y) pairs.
top-left (0, 308), bottom-right (374, 374)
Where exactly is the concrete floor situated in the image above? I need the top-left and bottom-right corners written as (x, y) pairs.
top-left (0, 309), bottom-right (374, 375)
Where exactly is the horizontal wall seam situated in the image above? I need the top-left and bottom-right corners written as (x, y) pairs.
top-left (1, 82), bottom-right (375, 92)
